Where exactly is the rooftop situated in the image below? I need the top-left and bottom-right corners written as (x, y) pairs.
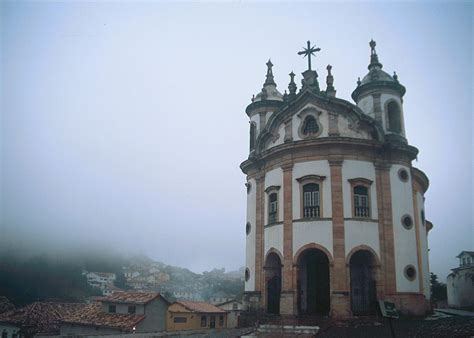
top-left (101, 291), bottom-right (163, 305)
top-left (0, 302), bottom-right (87, 335)
top-left (62, 303), bottom-right (144, 331)
top-left (172, 301), bottom-right (226, 314)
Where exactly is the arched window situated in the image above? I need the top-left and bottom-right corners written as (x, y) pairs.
top-left (303, 183), bottom-right (320, 218)
top-left (303, 116), bottom-right (319, 135)
top-left (268, 193), bottom-right (278, 224)
top-left (353, 185), bottom-right (370, 218)
top-left (387, 101), bottom-right (402, 133)
top-left (249, 123), bottom-right (256, 151)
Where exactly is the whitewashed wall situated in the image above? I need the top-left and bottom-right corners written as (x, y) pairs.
top-left (293, 220), bottom-right (333, 257)
top-left (292, 160), bottom-right (332, 219)
top-left (357, 95), bottom-right (374, 118)
top-left (391, 164), bottom-right (419, 292)
top-left (417, 191), bottom-right (430, 298)
top-left (250, 114), bottom-right (260, 135)
top-left (245, 178), bottom-right (256, 291)
top-left (264, 167), bottom-right (283, 224)
top-left (380, 94), bottom-right (406, 137)
top-left (345, 220), bottom-right (380, 259)
top-left (342, 160), bottom-right (378, 219)
top-left (264, 223), bottom-right (283, 260)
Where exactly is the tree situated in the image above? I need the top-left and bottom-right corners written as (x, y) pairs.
top-left (430, 272), bottom-right (447, 302)
top-left (114, 272), bottom-right (129, 290)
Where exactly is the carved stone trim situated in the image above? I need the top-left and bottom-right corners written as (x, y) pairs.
top-left (264, 185), bottom-right (281, 194)
top-left (348, 177), bottom-right (373, 186)
top-left (297, 107), bottom-right (323, 140)
top-left (296, 175), bottom-right (326, 183)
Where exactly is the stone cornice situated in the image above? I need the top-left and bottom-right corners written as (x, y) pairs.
top-left (296, 174), bottom-right (326, 183)
top-left (352, 80), bottom-right (406, 102)
top-left (411, 167), bottom-right (429, 194)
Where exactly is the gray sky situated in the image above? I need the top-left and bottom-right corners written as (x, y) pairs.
top-left (1, 2), bottom-right (472, 279)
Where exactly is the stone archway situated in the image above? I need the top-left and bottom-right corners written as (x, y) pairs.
top-left (265, 252), bottom-right (282, 314)
top-left (349, 250), bottom-right (378, 315)
top-left (296, 248), bottom-right (331, 315)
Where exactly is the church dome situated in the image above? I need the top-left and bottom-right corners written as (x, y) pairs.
top-left (352, 40), bottom-right (405, 102)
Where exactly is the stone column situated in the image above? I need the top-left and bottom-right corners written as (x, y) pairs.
top-left (280, 162), bottom-right (296, 315)
top-left (328, 157), bottom-right (350, 317)
top-left (254, 173), bottom-right (265, 311)
top-left (374, 163), bottom-right (396, 294)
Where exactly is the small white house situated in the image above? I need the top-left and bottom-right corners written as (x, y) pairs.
top-left (447, 251), bottom-right (474, 309)
top-left (216, 299), bottom-right (243, 328)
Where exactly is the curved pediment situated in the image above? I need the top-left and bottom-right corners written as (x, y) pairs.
top-left (255, 90), bottom-right (384, 154)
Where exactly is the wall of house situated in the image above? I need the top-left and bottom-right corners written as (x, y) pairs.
top-left (60, 323), bottom-right (123, 336)
top-left (447, 268), bottom-right (474, 308)
top-left (0, 324), bottom-right (20, 338)
top-left (101, 302), bottom-right (145, 315)
top-left (167, 311), bottom-right (227, 331)
top-left (139, 298), bottom-right (168, 332)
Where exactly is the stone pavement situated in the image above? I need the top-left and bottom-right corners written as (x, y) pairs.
top-left (435, 308), bottom-right (474, 317)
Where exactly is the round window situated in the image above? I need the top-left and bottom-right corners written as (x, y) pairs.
top-left (246, 222), bottom-right (251, 235)
top-left (404, 265), bottom-right (417, 281)
top-left (245, 268), bottom-right (250, 282)
top-left (401, 214), bottom-right (413, 229)
top-left (398, 168), bottom-right (409, 182)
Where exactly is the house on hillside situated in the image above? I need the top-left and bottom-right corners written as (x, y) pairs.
top-left (0, 297), bottom-right (15, 314)
top-left (216, 299), bottom-right (243, 328)
top-left (60, 292), bottom-right (169, 335)
top-left (209, 291), bottom-right (234, 305)
top-left (0, 302), bottom-right (87, 337)
top-left (447, 251), bottom-right (474, 309)
top-left (167, 301), bottom-right (227, 331)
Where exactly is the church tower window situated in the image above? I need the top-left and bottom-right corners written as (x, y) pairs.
top-left (249, 122), bottom-right (257, 151)
top-left (303, 116), bottom-right (319, 135)
top-left (268, 193), bottom-right (278, 224)
top-left (303, 183), bottom-right (320, 218)
top-left (353, 186), bottom-right (370, 218)
top-left (387, 101), bottom-right (402, 133)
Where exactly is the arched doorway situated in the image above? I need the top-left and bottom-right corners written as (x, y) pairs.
top-left (265, 252), bottom-right (281, 314)
top-left (349, 250), bottom-right (377, 315)
top-left (297, 248), bottom-right (330, 315)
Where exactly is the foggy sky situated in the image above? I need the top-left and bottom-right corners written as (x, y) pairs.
top-left (1, 2), bottom-right (472, 279)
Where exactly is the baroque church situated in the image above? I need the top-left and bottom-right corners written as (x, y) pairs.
top-left (241, 40), bottom-right (433, 317)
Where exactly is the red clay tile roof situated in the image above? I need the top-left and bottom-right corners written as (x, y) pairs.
top-left (100, 291), bottom-right (162, 305)
top-left (0, 296), bottom-right (15, 314)
top-left (0, 302), bottom-right (87, 335)
top-left (173, 301), bottom-right (227, 314)
top-left (62, 303), bottom-right (144, 331)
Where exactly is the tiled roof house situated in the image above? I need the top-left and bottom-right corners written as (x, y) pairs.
top-left (167, 301), bottom-right (228, 331)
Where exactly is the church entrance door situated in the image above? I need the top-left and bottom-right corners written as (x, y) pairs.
top-left (265, 252), bottom-right (282, 314)
top-left (297, 248), bottom-right (330, 315)
top-left (349, 250), bottom-right (377, 315)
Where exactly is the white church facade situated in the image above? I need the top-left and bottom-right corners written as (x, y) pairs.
top-left (241, 40), bottom-right (433, 317)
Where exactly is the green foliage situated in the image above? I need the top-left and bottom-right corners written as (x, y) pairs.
top-left (430, 272), bottom-right (447, 301)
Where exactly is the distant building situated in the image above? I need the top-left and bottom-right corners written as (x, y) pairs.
top-left (216, 300), bottom-right (243, 328)
top-left (84, 271), bottom-right (116, 295)
top-left (60, 292), bottom-right (169, 335)
top-left (172, 291), bottom-right (202, 301)
top-left (209, 292), bottom-right (234, 305)
top-left (167, 301), bottom-right (227, 331)
top-left (0, 297), bottom-right (15, 314)
top-left (0, 302), bottom-right (87, 337)
top-left (447, 251), bottom-right (474, 309)
top-left (103, 284), bottom-right (123, 296)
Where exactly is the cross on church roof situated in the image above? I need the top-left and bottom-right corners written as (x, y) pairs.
top-left (298, 40), bottom-right (321, 71)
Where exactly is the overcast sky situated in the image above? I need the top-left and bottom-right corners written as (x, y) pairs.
top-left (1, 2), bottom-right (472, 279)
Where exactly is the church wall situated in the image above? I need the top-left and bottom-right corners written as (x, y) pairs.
top-left (250, 114), bottom-right (260, 135)
top-left (292, 160), bottom-right (332, 219)
top-left (293, 220), bottom-right (333, 257)
top-left (337, 117), bottom-right (371, 140)
top-left (264, 168), bottom-right (283, 224)
top-left (341, 160), bottom-right (378, 219)
top-left (291, 105), bottom-right (329, 142)
top-left (245, 178), bottom-right (256, 292)
top-left (390, 164), bottom-right (419, 292)
top-left (344, 220), bottom-right (380, 259)
top-left (265, 111), bottom-right (274, 124)
top-left (417, 191), bottom-right (430, 299)
top-left (357, 95), bottom-right (374, 118)
top-left (264, 224), bottom-right (283, 259)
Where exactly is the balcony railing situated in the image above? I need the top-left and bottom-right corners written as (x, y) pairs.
top-left (355, 206), bottom-right (370, 218)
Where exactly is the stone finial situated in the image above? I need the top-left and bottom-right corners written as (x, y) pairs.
top-left (264, 59), bottom-right (276, 86)
top-left (325, 64), bottom-right (336, 97)
top-left (288, 71), bottom-right (297, 100)
top-left (357, 77), bottom-right (361, 86)
top-left (368, 39), bottom-right (383, 70)
top-left (251, 94), bottom-right (255, 102)
top-left (393, 71), bottom-right (399, 82)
